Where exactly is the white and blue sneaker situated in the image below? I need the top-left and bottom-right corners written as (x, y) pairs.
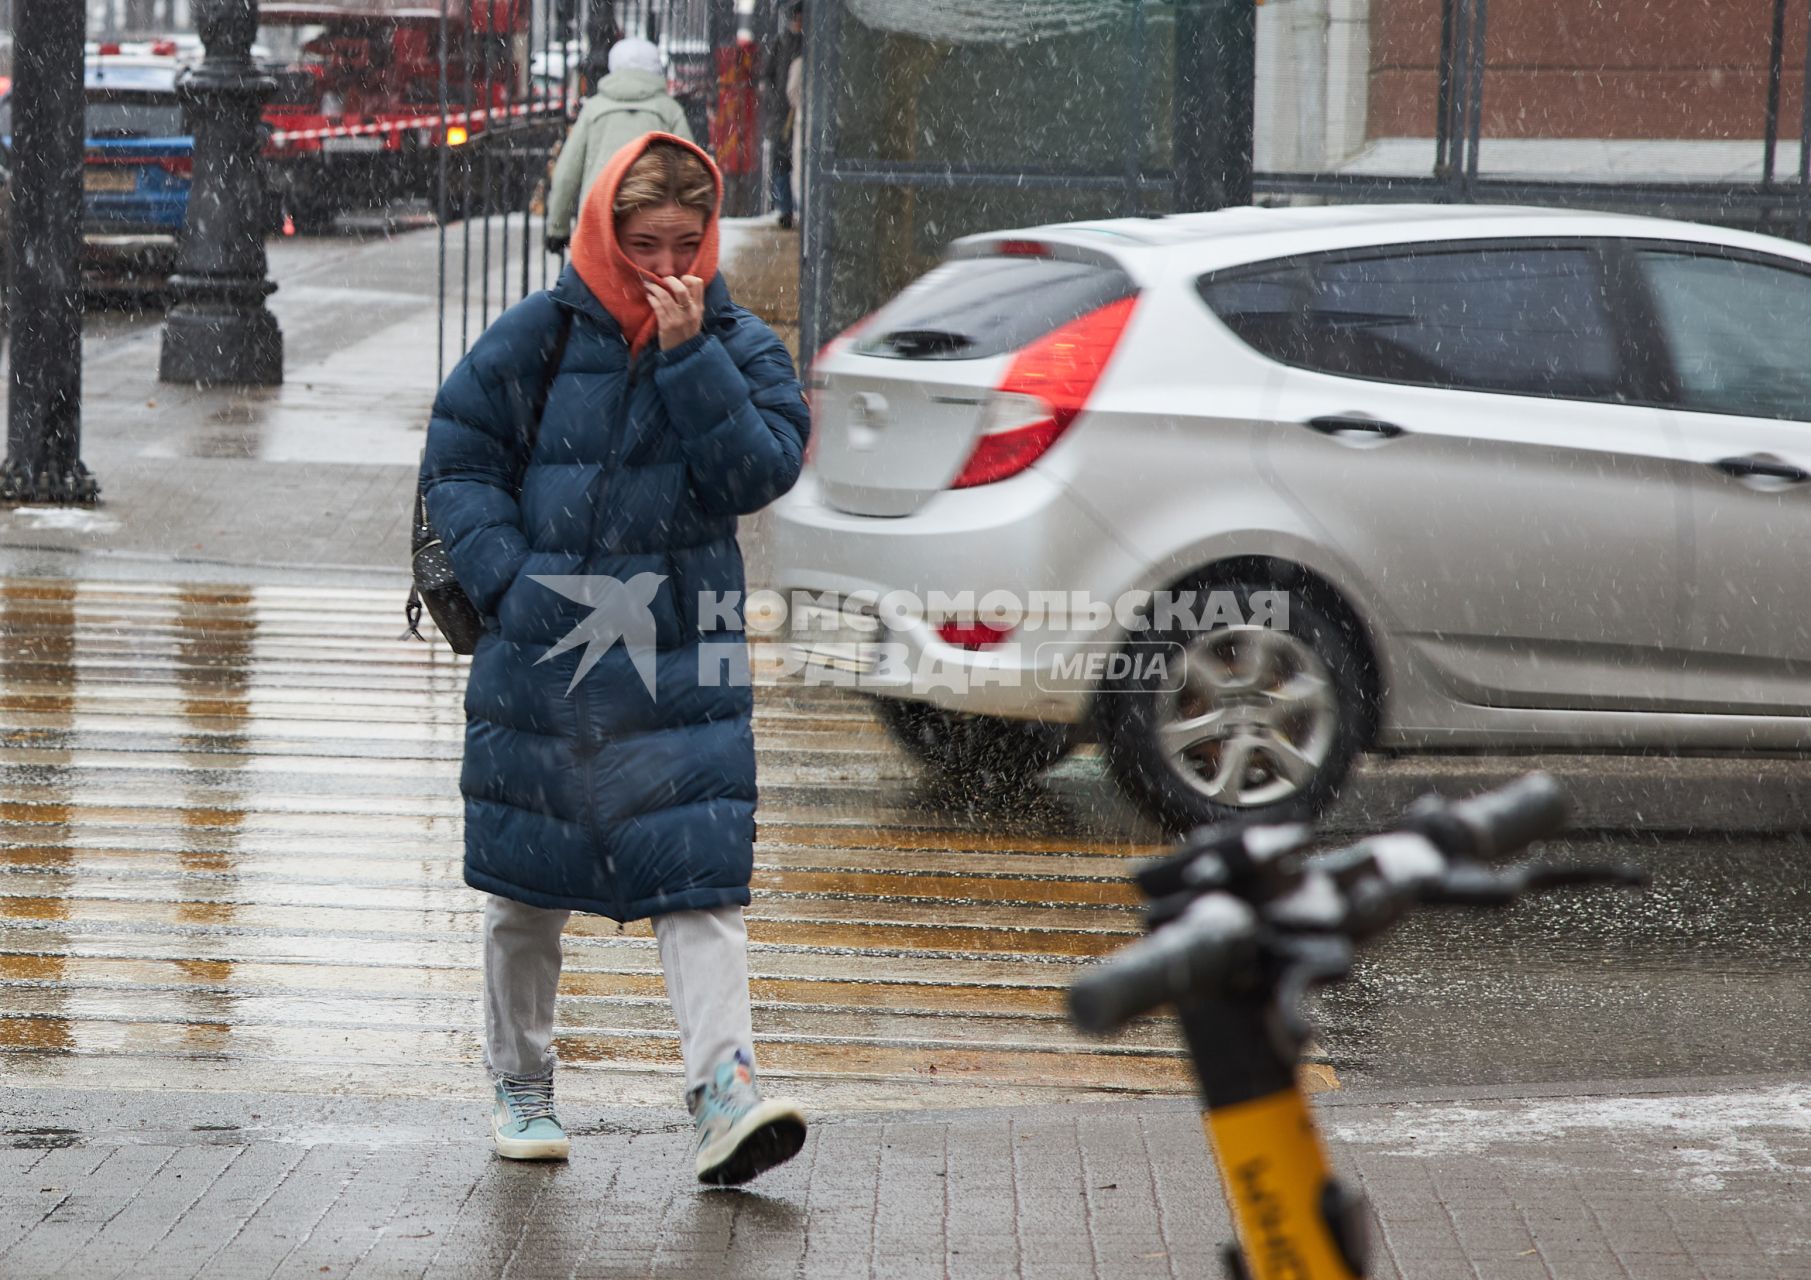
top-left (688, 1050), bottom-right (806, 1185)
top-left (491, 1072), bottom-right (570, 1161)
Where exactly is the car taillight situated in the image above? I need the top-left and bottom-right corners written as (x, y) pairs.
top-left (949, 294), bottom-right (1138, 490)
top-left (810, 311), bottom-right (876, 375)
top-left (937, 620), bottom-right (1013, 650)
top-left (803, 312), bottom-right (876, 467)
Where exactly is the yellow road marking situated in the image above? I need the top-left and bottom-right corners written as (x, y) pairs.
top-left (0, 576), bottom-right (1279, 1107)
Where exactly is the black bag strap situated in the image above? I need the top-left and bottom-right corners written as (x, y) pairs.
top-left (402, 306), bottom-right (573, 644)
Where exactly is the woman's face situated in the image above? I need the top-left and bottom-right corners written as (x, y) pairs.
top-left (618, 203), bottom-right (707, 281)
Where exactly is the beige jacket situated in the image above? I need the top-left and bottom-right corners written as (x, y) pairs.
top-left (545, 69), bottom-right (695, 240)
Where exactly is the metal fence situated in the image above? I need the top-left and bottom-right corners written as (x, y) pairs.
top-left (1259, 0), bottom-right (1811, 242)
top-left (432, 0), bottom-right (581, 381)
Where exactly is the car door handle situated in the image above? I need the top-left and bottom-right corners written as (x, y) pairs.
top-left (1305, 415), bottom-right (1407, 439)
top-left (1712, 454), bottom-right (1810, 484)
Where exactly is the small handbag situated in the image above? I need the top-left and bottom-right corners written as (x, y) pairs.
top-left (403, 313), bottom-right (572, 654)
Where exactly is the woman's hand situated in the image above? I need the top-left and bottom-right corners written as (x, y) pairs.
top-left (646, 274), bottom-right (705, 350)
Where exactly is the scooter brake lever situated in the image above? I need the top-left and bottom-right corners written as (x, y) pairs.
top-left (1422, 861), bottom-right (1647, 906)
top-left (1267, 935), bottom-right (1354, 1057)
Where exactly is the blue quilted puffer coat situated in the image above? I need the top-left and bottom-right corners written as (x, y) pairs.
top-left (422, 264), bottom-right (808, 921)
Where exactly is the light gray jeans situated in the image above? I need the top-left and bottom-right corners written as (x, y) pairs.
top-left (482, 894), bottom-right (756, 1096)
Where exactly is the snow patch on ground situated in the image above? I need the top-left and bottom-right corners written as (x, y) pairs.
top-left (1331, 1087), bottom-right (1811, 1191)
top-left (7, 507), bottom-right (121, 534)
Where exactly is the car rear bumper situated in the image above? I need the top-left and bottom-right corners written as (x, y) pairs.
top-left (266, 146), bottom-right (440, 211)
top-left (766, 468), bottom-right (1151, 724)
top-left (79, 232), bottom-right (179, 279)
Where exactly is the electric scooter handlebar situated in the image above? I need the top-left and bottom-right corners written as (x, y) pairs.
top-left (1069, 893), bottom-right (1259, 1036)
top-left (1069, 773), bottom-right (1643, 1036)
top-left (1068, 774), bottom-right (1644, 1280)
top-left (1401, 771), bottom-right (1570, 860)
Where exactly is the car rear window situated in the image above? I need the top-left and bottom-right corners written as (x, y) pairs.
top-left (85, 92), bottom-right (187, 139)
top-left (1198, 245), bottom-right (1624, 401)
top-left (852, 256), bottom-right (1135, 361)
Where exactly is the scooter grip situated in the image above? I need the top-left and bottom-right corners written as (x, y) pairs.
top-left (1068, 894), bottom-right (1257, 1035)
top-left (1443, 772), bottom-right (1571, 859)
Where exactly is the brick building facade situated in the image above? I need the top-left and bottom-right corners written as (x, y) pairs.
top-left (1368, 0), bottom-right (1807, 140)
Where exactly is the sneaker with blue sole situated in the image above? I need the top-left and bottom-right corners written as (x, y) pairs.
top-left (689, 1050), bottom-right (806, 1186)
top-left (492, 1072), bottom-right (570, 1161)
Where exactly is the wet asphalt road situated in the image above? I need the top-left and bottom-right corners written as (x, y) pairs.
top-left (1312, 828), bottom-right (1811, 1088)
top-left (0, 578), bottom-right (1195, 1111)
top-left (0, 572), bottom-right (1806, 1109)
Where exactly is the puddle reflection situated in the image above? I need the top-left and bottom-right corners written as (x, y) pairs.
top-left (0, 581), bottom-right (76, 1052)
top-left (173, 587), bottom-right (256, 1055)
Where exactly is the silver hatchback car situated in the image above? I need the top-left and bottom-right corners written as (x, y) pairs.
top-left (768, 206), bottom-right (1811, 831)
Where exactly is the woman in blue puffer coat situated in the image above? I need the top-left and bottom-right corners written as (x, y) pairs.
top-left (421, 133), bottom-right (809, 1185)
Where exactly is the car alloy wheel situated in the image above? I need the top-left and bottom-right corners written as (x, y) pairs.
top-left (1097, 576), bottom-right (1371, 832)
top-left (1161, 625), bottom-right (1341, 809)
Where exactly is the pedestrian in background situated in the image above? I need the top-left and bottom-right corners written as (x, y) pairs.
top-left (765, 2), bottom-right (802, 228)
top-left (785, 13), bottom-right (805, 224)
top-left (544, 37), bottom-right (694, 255)
top-left (423, 134), bottom-right (810, 1184)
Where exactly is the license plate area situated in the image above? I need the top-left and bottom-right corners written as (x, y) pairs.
top-left (788, 592), bottom-right (881, 673)
top-left (322, 135), bottom-right (384, 154)
top-left (83, 167), bottom-right (138, 194)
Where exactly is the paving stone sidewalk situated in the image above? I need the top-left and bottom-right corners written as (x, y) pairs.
top-left (2, 1081), bottom-right (1807, 1279)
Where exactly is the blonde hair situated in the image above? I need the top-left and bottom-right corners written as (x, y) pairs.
top-left (613, 141), bottom-right (715, 223)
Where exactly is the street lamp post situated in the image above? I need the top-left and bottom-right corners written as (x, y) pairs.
top-left (3, 0), bottom-right (99, 504)
top-left (159, 0), bottom-right (284, 386)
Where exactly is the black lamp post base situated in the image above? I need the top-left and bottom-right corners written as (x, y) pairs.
top-left (159, 303), bottom-right (284, 387)
top-left (1, 458), bottom-right (100, 504)
top-left (158, 0), bottom-right (284, 388)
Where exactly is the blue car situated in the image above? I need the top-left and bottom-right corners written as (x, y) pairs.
top-left (0, 56), bottom-right (195, 289)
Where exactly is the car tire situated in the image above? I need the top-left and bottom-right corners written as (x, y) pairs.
top-left (873, 698), bottom-right (1073, 792)
top-left (1096, 575), bottom-right (1371, 833)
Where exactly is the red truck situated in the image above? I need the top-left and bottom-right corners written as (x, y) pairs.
top-left (256, 0), bottom-right (568, 229)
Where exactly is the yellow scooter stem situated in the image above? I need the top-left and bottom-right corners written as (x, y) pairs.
top-left (1206, 1088), bottom-right (1360, 1280)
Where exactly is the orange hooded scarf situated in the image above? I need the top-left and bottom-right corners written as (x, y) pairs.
top-left (568, 132), bottom-right (723, 360)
